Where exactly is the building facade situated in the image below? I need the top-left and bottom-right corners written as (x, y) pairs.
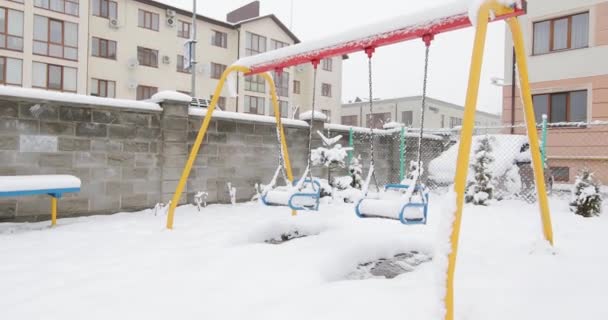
top-left (503, 0), bottom-right (608, 183)
top-left (341, 96), bottom-right (501, 130)
top-left (0, 0), bottom-right (343, 121)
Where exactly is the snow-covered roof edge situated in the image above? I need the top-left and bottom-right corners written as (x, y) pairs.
top-left (189, 107), bottom-right (309, 127)
top-left (0, 86), bottom-right (161, 112)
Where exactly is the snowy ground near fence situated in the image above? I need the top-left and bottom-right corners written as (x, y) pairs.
top-left (1, 197), bottom-right (607, 320)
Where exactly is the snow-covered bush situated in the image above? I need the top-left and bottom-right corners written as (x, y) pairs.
top-left (465, 135), bottom-right (495, 206)
top-left (569, 170), bottom-right (602, 217)
top-left (349, 155), bottom-right (363, 189)
top-left (311, 131), bottom-right (352, 184)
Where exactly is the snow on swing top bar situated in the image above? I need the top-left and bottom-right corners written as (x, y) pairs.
top-left (234, 0), bottom-right (524, 75)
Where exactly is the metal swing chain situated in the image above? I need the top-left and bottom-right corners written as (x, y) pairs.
top-left (274, 123), bottom-right (289, 184)
top-left (367, 55), bottom-right (380, 192)
top-left (417, 42), bottom-right (431, 183)
top-left (304, 63), bottom-right (319, 191)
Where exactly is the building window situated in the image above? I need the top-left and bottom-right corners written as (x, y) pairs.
top-left (0, 7), bottom-right (23, 52)
top-left (450, 117), bottom-right (462, 128)
top-left (137, 46), bottom-right (158, 67)
top-left (402, 111), bottom-right (413, 126)
top-left (210, 95), bottom-right (226, 109)
top-left (136, 85), bottom-right (157, 100)
top-left (177, 20), bottom-right (191, 38)
top-left (244, 75), bottom-right (265, 93)
top-left (293, 80), bottom-right (301, 94)
top-left (245, 32), bottom-right (266, 56)
top-left (271, 39), bottom-right (288, 50)
top-left (273, 71), bottom-right (289, 97)
top-left (91, 37), bottom-right (116, 59)
top-left (321, 83), bottom-right (332, 97)
top-left (533, 90), bottom-right (587, 124)
top-left (32, 62), bottom-right (77, 92)
top-left (551, 167), bottom-right (570, 182)
top-left (91, 78), bottom-right (115, 98)
top-left (321, 109), bottom-right (331, 122)
top-left (270, 100), bottom-right (289, 118)
top-left (367, 112), bottom-right (391, 129)
top-left (211, 30), bottom-right (227, 48)
top-left (244, 95), bottom-right (265, 115)
top-left (0, 56), bottom-right (22, 85)
top-left (341, 115), bottom-right (358, 126)
top-left (92, 0), bottom-right (117, 19)
top-left (138, 9), bottom-right (159, 31)
top-left (210, 62), bottom-right (226, 79)
top-left (322, 58), bottom-right (333, 71)
top-left (533, 12), bottom-right (589, 55)
top-left (34, 0), bottom-right (79, 16)
top-left (33, 16), bottom-right (78, 60)
top-left (177, 55), bottom-right (191, 73)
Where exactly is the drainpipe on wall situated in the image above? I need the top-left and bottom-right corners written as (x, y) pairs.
top-left (510, 47), bottom-right (516, 134)
top-left (236, 29), bottom-right (241, 112)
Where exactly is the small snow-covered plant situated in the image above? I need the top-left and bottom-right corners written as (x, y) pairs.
top-left (227, 183), bottom-right (236, 205)
top-left (194, 191), bottom-right (208, 211)
top-left (311, 131), bottom-right (352, 184)
top-left (153, 201), bottom-right (171, 216)
top-left (349, 155), bottom-right (363, 189)
top-left (465, 135), bottom-right (495, 206)
top-left (569, 169), bottom-right (602, 217)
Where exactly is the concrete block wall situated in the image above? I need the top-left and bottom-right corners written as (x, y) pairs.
top-left (0, 95), bottom-right (447, 222)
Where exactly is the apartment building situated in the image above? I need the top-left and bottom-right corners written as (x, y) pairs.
top-left (341, 96), bottom-right (501, 130)
top-left (0, 0), bottom-right (343, 120)
top-left (503, 0), bottom-right (608, 183)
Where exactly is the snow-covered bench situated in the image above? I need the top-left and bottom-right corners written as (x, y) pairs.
top-left (0, 175), bottom-right (81, 226)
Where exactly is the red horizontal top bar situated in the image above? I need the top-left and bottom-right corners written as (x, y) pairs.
top-left (245, 8), bottom-right (524, 75)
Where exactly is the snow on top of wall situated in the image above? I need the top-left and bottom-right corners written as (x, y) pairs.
top-left (0, 175), bottom-right (81, 193)
top-left (149, 91), bottom-right (192, 103)
top-left (323, 123), bottom-right (443, 140)
top-left (0, 86), bottom-right (161, 112)
top-left (383, 122), bottom-right (404, 129)
top-left (299, 111), bottom-right (327, 121)
top-left (188, 107), bottom-right (309, 127)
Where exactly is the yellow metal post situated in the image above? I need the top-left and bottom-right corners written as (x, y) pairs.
top-left (507, 18), bottom-right (554, 245)
top-left (444, 4), bottom-right (491, 320)
top-left (260, 72), bottom-right (298, 216)
top-left (51, 197), bottom-right (57, 227)
top-left (166, 66), bottom-right (298, 229)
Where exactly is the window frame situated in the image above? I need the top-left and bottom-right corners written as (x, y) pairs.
top-left (322, 58), bottom-right (333, 71)
top-left (91, 36), bottom-right (117, 60)
top-left (177, 20), bottom-right (191, 39)
top-left (92, 0), bottom-right (117, 19)
top-left (244, 95), bottom-right (265, 115)
top-left (34, 0), bottom-right (80, 17)
top-left (401, 110), bottom-right (413, 126)
top-left (32, 62), bottom-right (77, 92)
top-left (0, 56), bottom-right (22, 86)
top-left (273, 71), bottom-right (289, 97)
top-left (293, 80), bottom-right (301, 94)
top-left (245, 32), bottom-right (266, 56)
top-left (0, 7), bottom-right (24, 52)
top-left (210, 62), bottom-right (227, 79)
top-left (244, 74), bottom-right (266, 93)
top-left (532, 90), bottom-right (588, 125)
top-left (138, 9), bottom-right (159, 31)
top-left (90, 78), bottom-right (115, 98)
top-left (341, 115), bottom-right (358, 126)
top-left (136, 85), bottom-right (158, 100)
top-left (532, 12), bottom-right (589, 55)
top-left (271, 39), bottom-right (289, 50)
top-left (211, 30), bottom-right (228, 48)
top-left (176, 54), bottom-right (191, 74)
top-left (137, 46), bottom-right (158, 68)
top-left (366, 112), bottom-right (391, 129)
top-left (33, 15), bottom-right (79, 61)
top-left (321, 83), bottom-right (332, 97)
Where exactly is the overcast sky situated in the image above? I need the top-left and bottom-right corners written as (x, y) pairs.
top-left (167, 0), bottom-right (507, 115)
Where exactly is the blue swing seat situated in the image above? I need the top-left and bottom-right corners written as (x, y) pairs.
top-left (261, 178), bottom-right (322, 211)
top-left (355, 183), bottom-right (429, 225)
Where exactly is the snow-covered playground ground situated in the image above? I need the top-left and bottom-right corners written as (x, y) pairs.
top-left (1, 196), bottom-right (607, 320)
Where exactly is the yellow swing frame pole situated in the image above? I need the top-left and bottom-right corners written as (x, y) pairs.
top-left (445, 2), bottom-right (555, 320)
top-left (166, 66), bottom-right (295, 229)
top-left (51, 196), bottom-right (57, 227)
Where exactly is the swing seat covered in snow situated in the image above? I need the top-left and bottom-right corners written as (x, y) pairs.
top-left (261, 178), bottom-right (321, 211)
top-left (356, 184), bottom-right (429, 225)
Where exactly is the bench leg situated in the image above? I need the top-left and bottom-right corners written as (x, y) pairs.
top-left (51, 197), bottom-right (57, 227)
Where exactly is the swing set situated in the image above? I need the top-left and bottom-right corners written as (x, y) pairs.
top-left (166, 1), bottom-right (554, 319)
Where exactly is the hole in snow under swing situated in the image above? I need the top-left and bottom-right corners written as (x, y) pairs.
top-left (264, 229), bottom-right (314, 245)
top-left (346, 251), bottom-right (432, 280)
